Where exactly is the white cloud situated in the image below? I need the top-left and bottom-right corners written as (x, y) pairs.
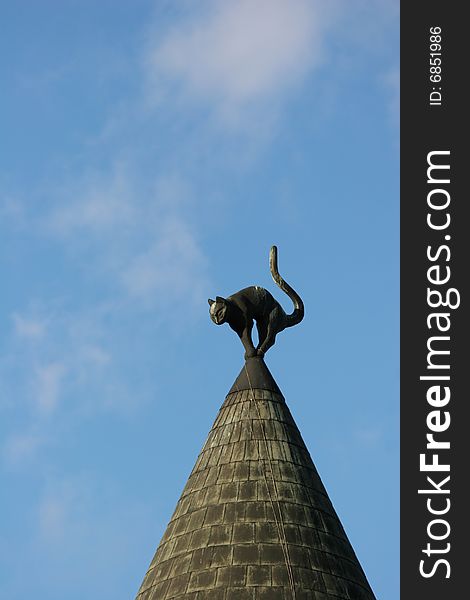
top-left (80, 345), bottom-right (111, 367)
top-left (45, 165), bottom-right (135, 236)
top-left (147, 0), bottom-right (328, 121)
top-left (12, 313), bottom-right (47, 339)
top-left (41, 165), bottom-right (210, 310)
top-left (1, 304), bottom-right (136, 466)
top-left (3, 431), bottom-right (43, 466)
top-left (36, 362), bottom-right (66, 414)
top-left (121, 216), bottom-right (208, 305)
top-left (0, 195), bottom-right (26, 225)
top-left (39, 496), bottom-right (67, 541)
top-left (37, 477), bottom-right (90, 543)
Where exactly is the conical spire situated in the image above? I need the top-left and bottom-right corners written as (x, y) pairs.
top-left (135, 357), bottom-right (376, 599)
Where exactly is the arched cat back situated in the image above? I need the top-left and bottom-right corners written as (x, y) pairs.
top-left (209, 246), bottom-right (304, 359)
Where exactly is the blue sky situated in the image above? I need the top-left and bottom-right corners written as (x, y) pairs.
top-left (0, 1), bottom-right (399, 598)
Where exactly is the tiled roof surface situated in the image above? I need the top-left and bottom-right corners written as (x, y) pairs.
top-left (136, 359), bottom-right (376, 599)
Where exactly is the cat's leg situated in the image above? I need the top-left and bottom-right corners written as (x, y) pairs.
top-left (256, 320), bottom-right (267, 353)
top-left (240, 320), bottom-right (257, 359)
top-left (257, 322), bottom-right (277, 357)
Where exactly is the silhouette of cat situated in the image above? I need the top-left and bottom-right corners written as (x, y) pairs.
top-left (209, 246), bottom-right (304, 359)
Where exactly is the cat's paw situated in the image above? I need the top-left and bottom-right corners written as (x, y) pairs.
top-left (244, 349), bottom-right (257, 359)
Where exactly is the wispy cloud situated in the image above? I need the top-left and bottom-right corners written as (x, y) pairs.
top-left (37, 476), bottom-right (92, 543)
top-left (36, 362), bottom-right (66, 414)
top-left (39, 495), bottom-right (67, 542)
top-left (80, 345), bottom-right (111, 367)
top-left (0, 195), bottom-right (26, 225)
top-left (121, 215), bottom-right (208, 305)
top-left (146, 0), bottom-right (330, 124)
top-left (39, 163), bottom-right (210, 311)
top-left (12, 313), bottom-right (47, 339)
top-left (45, 165), bottom-right (136, 236)
top-left (2, 307), bottom-right (127, 467)
top-left (3, 431), bottom-right (44, 467)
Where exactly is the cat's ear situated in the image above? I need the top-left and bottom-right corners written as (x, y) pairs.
top-left (208, 298), bottom-right (215, 306)
top-left (216, 296), bottom-right (225, 303)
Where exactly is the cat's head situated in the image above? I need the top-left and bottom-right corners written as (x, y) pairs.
top-left (208, 296), bottom-right (227, 325)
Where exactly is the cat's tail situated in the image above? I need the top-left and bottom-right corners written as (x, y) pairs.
top-left (269, 245), bottom-right (304, 328)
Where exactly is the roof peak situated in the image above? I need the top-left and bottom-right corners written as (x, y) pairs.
top-left (228, 356), bottom-right (282, 395)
